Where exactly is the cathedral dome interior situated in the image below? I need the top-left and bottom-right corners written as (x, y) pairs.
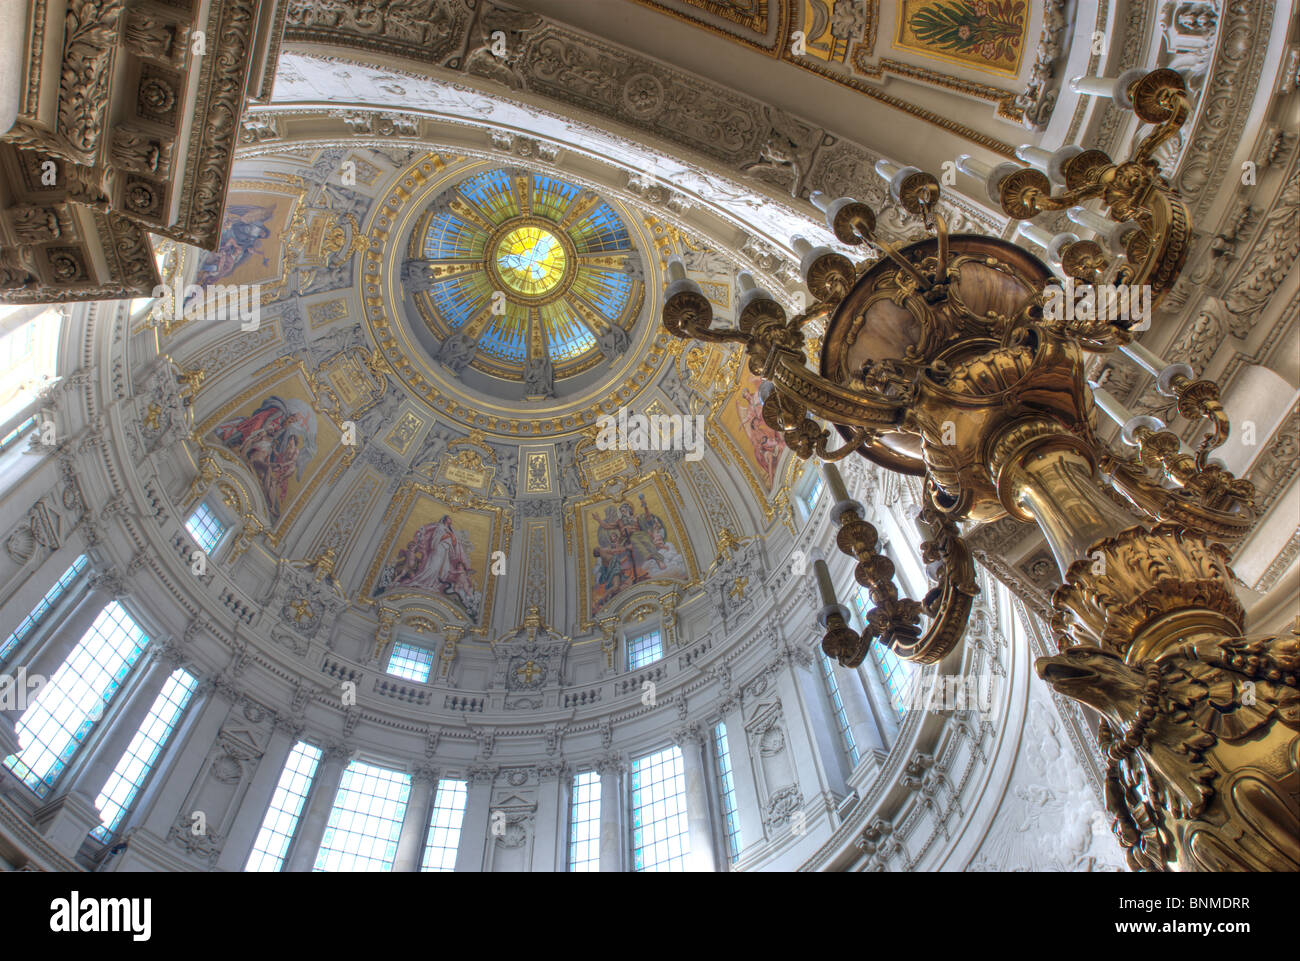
top-left (0, 0), bottom-right (1296, 886)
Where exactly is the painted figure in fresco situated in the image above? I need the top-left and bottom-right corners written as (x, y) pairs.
top-left (213, 395), bottom-right (317, 525)
top-left (737, 383), bottom-right (782, 487)
top-left (191, 204), bottom-right (276, 292)
top-left (639, 493), bottom-right (685, 575)
top-left (592, 507), bottom-right (628, 598)
top-left (590, 494), bottom-right (687, 613)
top-left (376, 514), bottom-right (483, 619)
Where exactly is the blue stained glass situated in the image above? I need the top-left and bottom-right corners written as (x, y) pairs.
top-left (572, 267), bottom-right (632, 318)
top-left (571, 202), bottom-right (631, 253)
top-left (93, 668), bottom-right (198, 840)
top-left (387, 642), bottom-right (434, 683)
top-left (476, 303), bottom-right (529, 362)
top-left (313, 761), bottom-right (411, 872)
top-left (4, 602), bottom-right (149, 796)
top-left (459, 168), bottom-right (518, 223)
top-left (421, 778), bottom-right (468, 872)
top-left (567, 770), bottom-right (601, 871)
top-left (714, 722), bottom-right (743, 863)
top-left (415, 169), bottom-right (639, 380)
top-left (423, 212), bottom-right (481, 260)
top-left (630, 746), bottom-right (690, 872)
top-left (428, 275), bottom-right (488, 331)
top-left (531, 175), bottom-right (580, 220)
top-left (185, 502), bottom-right (226, 553)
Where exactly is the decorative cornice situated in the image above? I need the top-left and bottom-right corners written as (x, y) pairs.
top-left (1253, 526), bottom-right (1300, 593)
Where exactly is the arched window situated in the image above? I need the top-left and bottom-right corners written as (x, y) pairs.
top-left (386, 640), bottom-right (435, 683)
top-left (185, 501), bottom-right (229, 556)
top-left (817, 647), bottom-right (860, 766)
top-left (626, 627), bottom-right (663, 670)
top-left (0, 554), bottom-right (88, 664)
top-left (91, 668), bottom-right (200, 841)
top-left (798, 463), bottom-right (824, 520)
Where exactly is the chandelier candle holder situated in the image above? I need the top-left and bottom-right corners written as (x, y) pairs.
top-left (1110, 338), bottom-right (1231, 465)
top-left (811, 549), bottom-right (863, 669)
top-left (1070, 68), bottom-right (1149, 108)
top-left (1015, 222), bottom-right (1080, 278)
top-left (1016, 143), bottom-right (1084, 187)
top-left (1067, 205), bottom-right (1143, 253)
top-left (661, 67), bottom-right (1298, 871)
top-left (956, 154), bottom-right (1023, 206)
top-left (1088, 382), bottom-right (1187, 466)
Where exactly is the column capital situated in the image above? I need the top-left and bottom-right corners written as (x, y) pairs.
top-left (152, 638), bottom-right (187, 671)
top-left (411, 763), bottom-right (440, 786)
top-left (87, 567), bottom-right (129, 600)
top-left (594, 753), bottom-right (626, 775)
top-left (271, 712), bottom-right (306, 740)
top-left (537, 760), bottom-right (571, 781)
top-left (671, 722), bottom-right (708, 747)
top-left (320, 742), bottom-right (352, 766)
top-left (713, 695), bottom-right (741, 720)
top-left (467, 764), bottom-right (497, 785)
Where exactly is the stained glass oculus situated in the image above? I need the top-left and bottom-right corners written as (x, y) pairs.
top-left (415, 170), bottom-right (641, 382)
top-left (495, 226), bottom-right (567, 296)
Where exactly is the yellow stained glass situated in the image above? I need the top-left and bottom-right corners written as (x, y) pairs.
top-left (495, 226), bottom-right (567, 297)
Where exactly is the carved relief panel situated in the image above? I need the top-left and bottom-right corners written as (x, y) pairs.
top-left (743, 698), bottom-right (803, 832)
top-left (485, 770), bottom-right (538, 872)
top-left (165, 700), bottom-right (274, 867)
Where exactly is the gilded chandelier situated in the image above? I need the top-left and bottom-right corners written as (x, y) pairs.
top-left (661, 69), bottom-right (1298, 872)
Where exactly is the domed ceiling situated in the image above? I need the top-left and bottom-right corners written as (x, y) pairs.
top-left (347, 154), bottom-right (690, 442)
top-left (147, 131), bottom-right (864, 651)
top-left (405, 167), bottom-right (644, 396)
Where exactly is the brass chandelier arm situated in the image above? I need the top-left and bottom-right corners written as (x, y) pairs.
top-left (1125, 419), bottom-right (1255, 516)
top-left (661, 289), bottom-right (751, 345)
top-left (933, 212), bottom-right (950, 281)
top-left (760, 378), bottom-right (897, 462)
top-left (891, 502), bottom-right (980, 665)
top-left (664, 281), bottom-right (902, 431)
top-left (1167, 375), bottom-right (1232, 468)
top-left (790, 302), bottom-right (833, 329)
top-left (1129, 69), bottom-right (1193, 165)
top-left (815, 427), bottom-right (872, 461)
top-left (838, 195), bottom-right (947, 296)
top-left (1133, 111), bottom-right (1190, 168)
top-left (999, 168), bottom-right (1106, 220)
top-left (826, 497), bottom-right (978, 668)
top-left (1102, 457), bottom-right (1255, 543)
top-left (1193, 409), bottom-right (1231, 468)
top-left (1039, 311), bottom-right (1130, 351)
top-left (765, 349), bottom-right (904, 430)
top-left (870, 235), bottom-right (937, 292)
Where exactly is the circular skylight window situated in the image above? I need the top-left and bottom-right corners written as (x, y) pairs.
top-left (494, 225), bottom-right (568, 297)
top-left (412, 168), bottom-right (642, 383)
